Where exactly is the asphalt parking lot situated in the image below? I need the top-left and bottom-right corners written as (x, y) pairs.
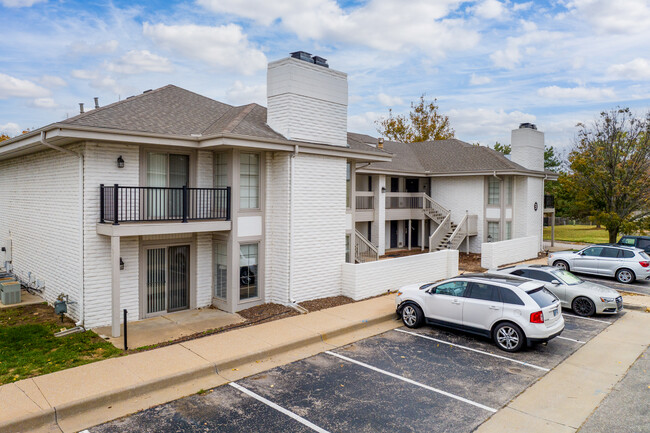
top-left (88, 310), bottom-right (620, 433)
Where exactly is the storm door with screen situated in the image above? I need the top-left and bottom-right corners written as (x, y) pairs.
top-left (146, 153), bottom-right (190, 220)
top-left (146, 245), bottom-right (190, 315)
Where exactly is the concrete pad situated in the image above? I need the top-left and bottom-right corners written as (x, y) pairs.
top-left (32, 356), bottom-right (142, 408)
top-left (0, 382), bottom-right (47, 423)
top-left (564, 337), bottom-right (646, 376)
top-left (116, 344), bottom-right (213, 382)
top-left (475, 407), bottom-right (576, 433)
top-left (319, 295), bottom-right (395, 322)
top-left (0, 290), bottom-right (43, 309)
top-left (286, 310), bottom-right (359, 335)
top-left (163, 308), bottom-right (243, 333)
top-left (242, 316), bottom-right (321, 348)
top-left (595, 311), bottom-right (650, 346)
top-left (15, 378), bottom-right (51, 410)
top-left (509, 360), bottom-right (620, 428)
top-left (180, 329), bottom-right (273, 365)
top-left (95, 316), bottom-right (197, 350)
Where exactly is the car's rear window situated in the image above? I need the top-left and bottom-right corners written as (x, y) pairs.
top-left (641, 252), bottom-right (650, 260)
top-left (526, 287), bottom-right (558, 308)
top-left (621, 250), bottom-right (635, 259)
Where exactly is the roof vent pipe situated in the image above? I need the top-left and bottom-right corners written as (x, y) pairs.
top-left (377, 137), bottom-right (384, 149)
top-left (94, 97), bottom-right (99, 109)
top-left (519, 122), bottom-right (537, 130)
top-left (79, 103), bottom-right (84, 114)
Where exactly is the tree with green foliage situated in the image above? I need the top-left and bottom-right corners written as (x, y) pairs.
top-left (563, 108), bottom-right (650, 242)
top-left (376, 95), bottom-right (454, 142)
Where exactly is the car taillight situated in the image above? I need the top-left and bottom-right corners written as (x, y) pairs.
top-left (530, 311), bottom-right (544, 323)
top-left (640, 261), bottom-right (649, 268)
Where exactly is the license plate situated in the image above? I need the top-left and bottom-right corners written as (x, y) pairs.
top-left (552, 309), bottom-right (558, 317)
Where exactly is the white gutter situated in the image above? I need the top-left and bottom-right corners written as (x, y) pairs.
top-left (492, 170), bottom-right (502, 181)
top-left (40, 131), bottom-right (85, 328)
top-left (288, 145), bottom-right (299, 305)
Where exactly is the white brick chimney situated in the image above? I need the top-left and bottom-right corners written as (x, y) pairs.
top-left (267, 53), bottom-right (348, 147)
top-left (511, 123), bottom-right (544, 171)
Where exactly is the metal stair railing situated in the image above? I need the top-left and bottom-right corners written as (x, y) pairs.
top-left (422, 194), bottom-right (450, 225)
top-left (428, 213), bottom-right (451, 252)
top-left (449, 213), bottom-right (469, 250)
top-left (355, 229), bottom-right (379, 263)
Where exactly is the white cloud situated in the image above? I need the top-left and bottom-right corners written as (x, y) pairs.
top-left (472, 0), bottom-right (508, 20)
top-left (512, 1), bottom-right (532, 11)
top-left (490, 21), bottom-right (565, 69)
top-left (607, 58), bottom-right (650, 81)
top-left (0, 122), bottom-right (21, 136)
top-left (447, 107), bottom-right (536, 138)
top-left (31, 97), bottom-right (57, 108)
top-left (71, 70), bottom-right (126, 94)
top-left (377, 93), bottom-right (403, 106)
top-left (1, 0), bottom-right (46, 7)
top-left (348, 111), bottom-right (383, 134)
top-left (567, 0), bottom-right (650, 35)
top-left (106, 50), bottom-right (173, 74)
top-left (469, 73), bottom-right (492, 85)
top-left (226, 80), bottom-right (266, 105)
top-left (198, 0), bottom-right (479, 57)
top-left (39, 75), bottom-right (66, 88)
top-left (68, 40), bottom-right (119, 55)
top-left (0, 73), bottom-right (50, 99)
top-left (537, 86), bottom-right (616, 100)
top-left (143, 23), bottom-right (267, 74)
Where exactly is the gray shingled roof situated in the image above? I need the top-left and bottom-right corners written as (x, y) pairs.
top-left (61, 85), bottom-right (285, 140)
top-left (354, 135), bottom-right (541, 174)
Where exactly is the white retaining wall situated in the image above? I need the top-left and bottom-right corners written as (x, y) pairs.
top-left (342, 250), bottom-right (459, 300)
top-left (481, 236), bottom-right (539, 269)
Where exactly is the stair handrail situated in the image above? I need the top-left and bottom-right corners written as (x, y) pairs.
top-left (354, 229), bottom-right (379, 263)
top-left (449, 213), bottom-right (469, 249)
top-left (422, 194), bottom-right (450, 225)
top-left (428, 212), bottom-right (451, 252)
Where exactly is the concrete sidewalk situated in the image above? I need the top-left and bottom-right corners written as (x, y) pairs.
top-left (476, 309), bottom-right (650, 433)
top-left (0, 295), bottom-right (400, 433)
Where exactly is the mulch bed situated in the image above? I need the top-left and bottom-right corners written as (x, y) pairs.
top-left (299, 295), bottom-right (354, 312)
top-left (458, 252), bottom-right (486, 272)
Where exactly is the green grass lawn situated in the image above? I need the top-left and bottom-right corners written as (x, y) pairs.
top-left (543, 224), bottom-right (610, 244)
top-left (0, 303), bottom-right (122, 385)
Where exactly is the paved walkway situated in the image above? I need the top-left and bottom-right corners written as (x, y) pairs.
top-left (0, 295), bottom-right (398, 433)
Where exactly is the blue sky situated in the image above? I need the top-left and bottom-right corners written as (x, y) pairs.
top-left (1, 0), bottom-right (649, 153)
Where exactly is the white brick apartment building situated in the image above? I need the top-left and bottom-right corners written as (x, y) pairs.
top-left (0, 52), bottom-right (555, 336)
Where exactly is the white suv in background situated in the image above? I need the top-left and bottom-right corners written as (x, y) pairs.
top-left (396, 274), bottom-right (564, 352)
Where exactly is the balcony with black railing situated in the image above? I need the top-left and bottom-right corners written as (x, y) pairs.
top-left (100, 184), bottom-right (231, 225)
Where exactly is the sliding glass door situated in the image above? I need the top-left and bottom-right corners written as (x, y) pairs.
top-left (146, 152), bottom-right (189, 220)
top-left (146, 245), bottom-right (190, 315)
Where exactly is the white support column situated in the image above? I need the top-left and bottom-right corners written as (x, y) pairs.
top-left (421, 219), bottom-right (425, 251)
top-left (111, 235), bottom-right (121, 338)
top-left (408, 219), bottom-right (412, 250)
top-left (376, 175), bottom-right (386, 255)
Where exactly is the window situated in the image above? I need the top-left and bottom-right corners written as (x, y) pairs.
top-left (511, 269), bottom-right (525, 276)
top-left (433, 281), bottom-right (468, 297)
top-left (551, 269), bottom-right (582, 285)
top-left (505, 177), bottom-right (513, 205)
top-left (527, 287), bottom-right (558, 308)
top-left (638, 239), bottom-right (650, 250)
top-left (488, 221), bottom-right (500, 242)
top-left (214, 152), bottom-right (228, 188)
top-left (239, 244), bottom-right (258, 300)
top-left (345, 234), bottom-right (351, 263)
top-left (240, 153), bottom-right (259, 209)
top-left (213, 240), bottom-right (227, 300)
top-left (582, 247), bottom-right (603, 257)
top-left (527, 270), bottom-right (556, 283)
top-left (499, 287), bottom-right (525, 305)
top-left (346, 162), bottom-right (351, 208)
top-left (600, 248), bottom-right (619, 258)
top-left (467, 283), bottom-right (500, 302)
top-left (621, 250), bottom-right (635, 259)
top-left (488, 177), bottom-right (500, 205)
top-left (505, 221), bottom-right (512, 240)
top-left (619, 237), bottom-right (635, 246)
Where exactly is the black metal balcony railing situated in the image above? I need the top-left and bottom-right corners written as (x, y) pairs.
top-left (544, 194), bottom-right (555, 209)
top-left (100, 184), bottom-right (231, 224)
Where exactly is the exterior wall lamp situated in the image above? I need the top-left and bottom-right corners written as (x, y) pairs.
top-left (120, 257), bottom-right (125, 270)
top-left (381, 186), bottom-right (386, 193)
top-left (117, 155), bottom-right (125, 168)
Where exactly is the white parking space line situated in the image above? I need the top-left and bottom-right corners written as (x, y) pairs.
top-left (229, 382), bottom-right (330, 433)
top-left (562, 314), bottom-right (612, 324)
top-left (325, 350), bottom-right (497, 413)
top-left (394, 329), bottom-right (550, 372)
top-left (556, 336), bottom-right (586, 344)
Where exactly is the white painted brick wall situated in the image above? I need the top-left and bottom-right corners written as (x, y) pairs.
top-left (83, 142), bottom-right (140, 327)
top-left (481, 236), bottom-right (539, 269)
top-left (291, 154), bottom-right (346, 301)
top-left (264, 152), bottom-right (290, 304)
top-left (0, 145), bottom-right (83, 317)
top-left (342, 250), bottom-right (459, 300)
top-left (430, 176), bottom-right (484, 253)
top-left (195, 232), bottom-right (212, 307)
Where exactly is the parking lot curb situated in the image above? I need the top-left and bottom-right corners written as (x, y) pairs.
top-left (0, 311), bottom-right (399, 433)
top-left (622, 302), bottom-right (649, 313)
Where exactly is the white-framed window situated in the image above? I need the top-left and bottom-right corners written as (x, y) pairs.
top-left (346, 162), bottom-right (351, 208)
top-left (214, 152), bottom-right (228, 188)
top-left (240, 153), bottom-right (259, 209)
top-left (213, 240), bottom-right (227, 300)
top-left (505, 177), bottom-right (513, 206)
top-left (488, 221), bottom-right (500, 242)
top-left (505, 221), bottom-right (512, 240)
top-left (239, 243), bottom-right (258, 300)
top-left (488, 177), bottom-right (500, 205)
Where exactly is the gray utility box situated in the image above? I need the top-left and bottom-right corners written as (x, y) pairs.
top-left (0, 281), bottom-right (21, 305)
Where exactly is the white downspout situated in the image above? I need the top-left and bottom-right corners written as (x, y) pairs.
top-left (40, 131), bottom-right (85, 328)
top-left (288, 145), bottom-right (298, 305)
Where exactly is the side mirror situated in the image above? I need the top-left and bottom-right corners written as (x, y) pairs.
top-left (551, 280), bottom-right (561, 286)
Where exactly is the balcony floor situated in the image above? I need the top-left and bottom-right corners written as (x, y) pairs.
top-left (96, 220), bottom-right (231, 237)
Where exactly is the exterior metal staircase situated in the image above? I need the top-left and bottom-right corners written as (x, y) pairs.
top-left (424, 195), bottom-right (473, 252)
top-left (354, 229), bottom-right (379, 263)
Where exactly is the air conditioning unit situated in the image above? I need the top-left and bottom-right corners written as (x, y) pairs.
top-left (1, 281), bottom-right (21, 305)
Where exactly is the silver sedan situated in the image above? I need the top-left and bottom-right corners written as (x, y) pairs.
top-left (493, 265), bottom-right (623, 316)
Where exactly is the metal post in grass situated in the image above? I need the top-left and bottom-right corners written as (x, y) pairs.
top-left (123, 309), bottom-right (128, 351)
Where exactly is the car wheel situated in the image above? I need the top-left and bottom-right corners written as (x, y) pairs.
top-left (615, 268), bottom-right (635, 284)
top-left (571, 296), bottom-right (596, 317)
top-left (401, 304), bottom-right (423, 328)
top-left (553, 260), bottom-right (569, 271)
top-left (493, 322), bottom-right (525, 352)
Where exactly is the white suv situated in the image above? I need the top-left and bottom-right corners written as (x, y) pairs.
top-left (396, 274), bottom-right (565, 352)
